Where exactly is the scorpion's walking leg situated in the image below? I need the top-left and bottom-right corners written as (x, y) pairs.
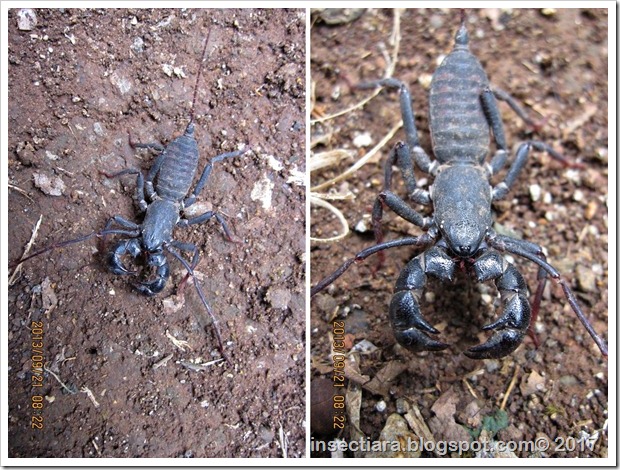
top-left (168, 240), bottom-right (201, 295)
top-left (480, 87), bottom-right (509, 174)
top-left (482, 88), bottom-right (583, 195)
top-left (464, 249), bottom-right (532, 359)
top-left (104, 168), bottom-right (148, 212)
top-left (492, 88), bottom-right (583, 169)
top-left (127, 131), bottom-right (167, 201)
top-left (490, 140), bottom-right (581, 202)
top-left (390, 245), bottom-right (457, 353)
top-left (490, 87), bottom-right (538, 127)
top-left (372, 142), bottom-right (432, 261)
top-left (357, 78), bottom-right (436, 174)
top-left (183, 148), bottom-right (250, 208)
top-left (178, 211), bottom-right (234, 242)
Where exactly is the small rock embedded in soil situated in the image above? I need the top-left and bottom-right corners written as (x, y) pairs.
top-left (131, 37), bottom-right (145, 54)
top-left (575, 264), bottom-right (597, 293)
top-left (33, 171), bottom-right (65, 196)
top-left (17, 9), bottom-right (37, 31)
top-left (529, 184), bottom-right (542, 202)
top-left (93, 122), bottom-right (106, 136)
top-left (352, 132), bottom-right (372, 148)
top-left (265, 287), bottom-right (291, 310)
top-left (313, 8), bottom-right (366, 25)
top-left (250, 176), bottom-right (274, 211)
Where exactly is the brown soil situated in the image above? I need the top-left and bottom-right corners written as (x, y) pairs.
top-left (8, 8), bottom-right (305, 458)
top-left (310, 8), bottom-right (608, 458)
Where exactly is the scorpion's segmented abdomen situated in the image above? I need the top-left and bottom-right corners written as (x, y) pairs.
top-left (429, 49), bottom-right (490, 164)
top-left (156, 134), bottom-right (199, 202)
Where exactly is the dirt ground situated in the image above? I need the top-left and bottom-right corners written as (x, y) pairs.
top-left (310, 8), bottom-right (608, 458)
top-left (8, 8), bottom-right (305, 458)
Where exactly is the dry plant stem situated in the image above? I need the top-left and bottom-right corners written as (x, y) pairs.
top-left (310, 9), bottom-right (401, 125)
top-left (8, 183), bottom-right (34, 202)
top-left (9, 214), bottom-right (42, 286)
top-left (310, 149), bottom-right (355, 173)
top-left (310, 195), bottom-right (350, 243)
top-left (500, 365), bottom-right (520, 411)
top-left (43, 364), bottom-right (77, 395)
top-left (311, 119), bottom-right (403, 192)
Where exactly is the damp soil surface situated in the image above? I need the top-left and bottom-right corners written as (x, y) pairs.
top-left (8, 8), bottom-right (306, 458)
top-left (310, 8), bottom-right (608, 458)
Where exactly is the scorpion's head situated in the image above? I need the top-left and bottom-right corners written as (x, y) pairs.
top-left (442, 219), bottom-right (485, 258)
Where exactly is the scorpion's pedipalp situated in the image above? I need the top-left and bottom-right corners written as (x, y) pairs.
top-left (133, 251), bottom-right (169, 296)
top-left (390, 248), bottom-right (453, 354)
top-left (465, 250), bottom-right (531, 359)
top-left (464, 329), bottom-right (526, 360)
top-left (489, 235), bottom-right (608, 357)
top-left (107, 238), bottom-right (141, 276)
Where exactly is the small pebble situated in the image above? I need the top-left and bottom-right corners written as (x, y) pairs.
top-left (418, 74), bottom-right (433, 90)
top-left (485, 359), bottom-right (500, 373)
top-left (529, 184), bottom-right (542, 202)
top-left (575, 264), bottom-right (596, 293)
top-left (17, 8), bottom-right (37, 31)
top-left (131, 37), bottom-right (145, 54)
top-left (353, 215), bottom-right (371, 233)
top-left (376, 400), bottom-right (387, 412)
top-left (572, 189), bottom-right (584, 203)
top-left (353, 132), bottom-right (372, 148)
top-left (33, 171), bottom-right (65, 196)
top-left (265, 287), bottom-right (291, 310)
top-left (584, 201), bottom-right (598, 220)
top-left (93, 122), bottom-right (105, 136)
top-left (595, 147), bottom-right (608, 162)
top-left (559, 375), bottom-right (578, 386)
top-left (429, 14), bottom-right (444, 29)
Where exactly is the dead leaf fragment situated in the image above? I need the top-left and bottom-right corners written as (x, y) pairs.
top-left (41, 277), bottom-right (58, 315)
top-left (428, 387), bottom-right (471, 444)
top-left (366, 413), bottom-right (421, 458)
top-left (519, 370), bottom-right (546, 396)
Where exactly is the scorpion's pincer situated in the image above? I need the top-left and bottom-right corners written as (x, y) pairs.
top-left (134, 251), bottom-right (170, 297)
top-left (108, 238), bottom-right (141, 276)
